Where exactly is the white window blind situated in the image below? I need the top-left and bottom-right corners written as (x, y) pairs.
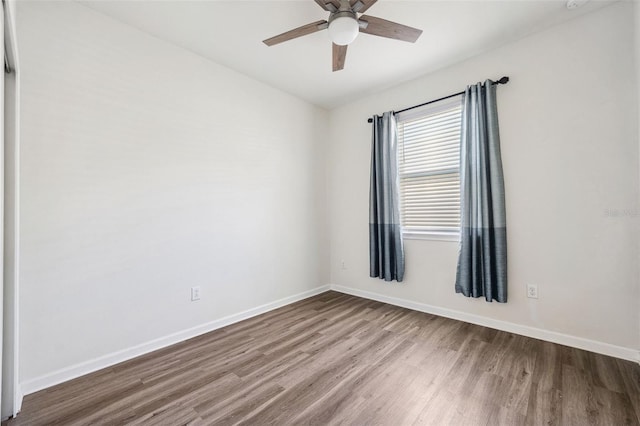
top-left (396, 95), bottom-right (463, 238)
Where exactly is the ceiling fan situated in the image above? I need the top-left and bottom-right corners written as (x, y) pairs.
top-left (262, 0), bottom-right (423, 72)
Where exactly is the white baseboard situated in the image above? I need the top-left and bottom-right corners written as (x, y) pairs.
top-left (20, 285), bottom-right (331, 396)
top-left (2, 377), bottom-right (23, 421)
top-left (330, 284), bottom-right (640, 364)
top-left (15, 387), bottom-right (23, 417)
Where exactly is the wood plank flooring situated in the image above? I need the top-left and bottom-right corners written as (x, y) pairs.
top-left (8, 291), bottom-right (640, 425)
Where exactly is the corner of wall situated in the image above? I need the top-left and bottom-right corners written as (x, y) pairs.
top-left (313, 106), bottom-right (332, 286)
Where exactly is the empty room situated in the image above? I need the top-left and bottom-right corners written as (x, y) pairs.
top-left (0, 0), bottom-right (638, 424)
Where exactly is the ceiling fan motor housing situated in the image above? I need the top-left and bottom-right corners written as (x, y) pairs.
top-left (328, 10), bottom-right (358, 24)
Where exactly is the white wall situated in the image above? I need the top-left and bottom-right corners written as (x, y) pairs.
top-left (635, 0), bottom-right (640, 351)
top-left (17, 0), bottom-right (328, 386)
top-left (328, 2), bottom-right (640, 356)
top-left (3, 67), bottom-right (19, 420)
top-left (2, 0), bottom-right (20, 416)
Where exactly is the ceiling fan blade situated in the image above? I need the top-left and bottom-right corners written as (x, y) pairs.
top-left (332, 43), bottom-right (347, 72)
top-left (359, 15), bottom-right (422, 43)
top-left (351, 0), bottom-right (377, 13)
top-left (263, 20), bottom-right (328, 46)
top-left (314, 0), bottom-right (340, 11)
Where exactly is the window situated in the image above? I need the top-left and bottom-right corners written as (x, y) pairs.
top-left (396, 95), bottom-right (463, 240)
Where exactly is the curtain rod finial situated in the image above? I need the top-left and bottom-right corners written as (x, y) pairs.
top-left (497, 76), bottom-right (509, 84)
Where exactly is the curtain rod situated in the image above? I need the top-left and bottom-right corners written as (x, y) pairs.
top-left (366, 76), bottom-right (509, 123)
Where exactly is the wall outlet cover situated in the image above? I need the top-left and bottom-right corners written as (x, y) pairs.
top-left (191, 286), bottom-right (201, 301)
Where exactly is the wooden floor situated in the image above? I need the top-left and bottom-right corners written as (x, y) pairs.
top-left (9, 291), bottom-right (640, 425)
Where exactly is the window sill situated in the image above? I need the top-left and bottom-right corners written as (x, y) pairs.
top-left (402, 231), bottom-right (460, 242)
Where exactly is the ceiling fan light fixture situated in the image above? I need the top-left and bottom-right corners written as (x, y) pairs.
top-left (328, 13), bottom-right (359, 46)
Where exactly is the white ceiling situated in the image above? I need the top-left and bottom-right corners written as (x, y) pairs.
top-left (79, 0), bottom-right (614, 109)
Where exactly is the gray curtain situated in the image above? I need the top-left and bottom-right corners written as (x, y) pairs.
top-left (455, 80), bottom-right (507, 302)
top-left (369, 112), bottom-right (404, 282)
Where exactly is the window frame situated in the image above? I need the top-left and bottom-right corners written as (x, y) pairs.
top-left (396, 95), bottom-right (463, 242)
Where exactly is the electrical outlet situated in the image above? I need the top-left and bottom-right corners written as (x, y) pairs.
top-left (527, 284), bottom-right (538, 299)
top-left (341, 260), bottom-right (346, 270)
top-left (191, 286), bottom-right (201, 301)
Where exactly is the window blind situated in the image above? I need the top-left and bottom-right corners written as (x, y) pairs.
top-left (396, 96), bottom-right (463, 236)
